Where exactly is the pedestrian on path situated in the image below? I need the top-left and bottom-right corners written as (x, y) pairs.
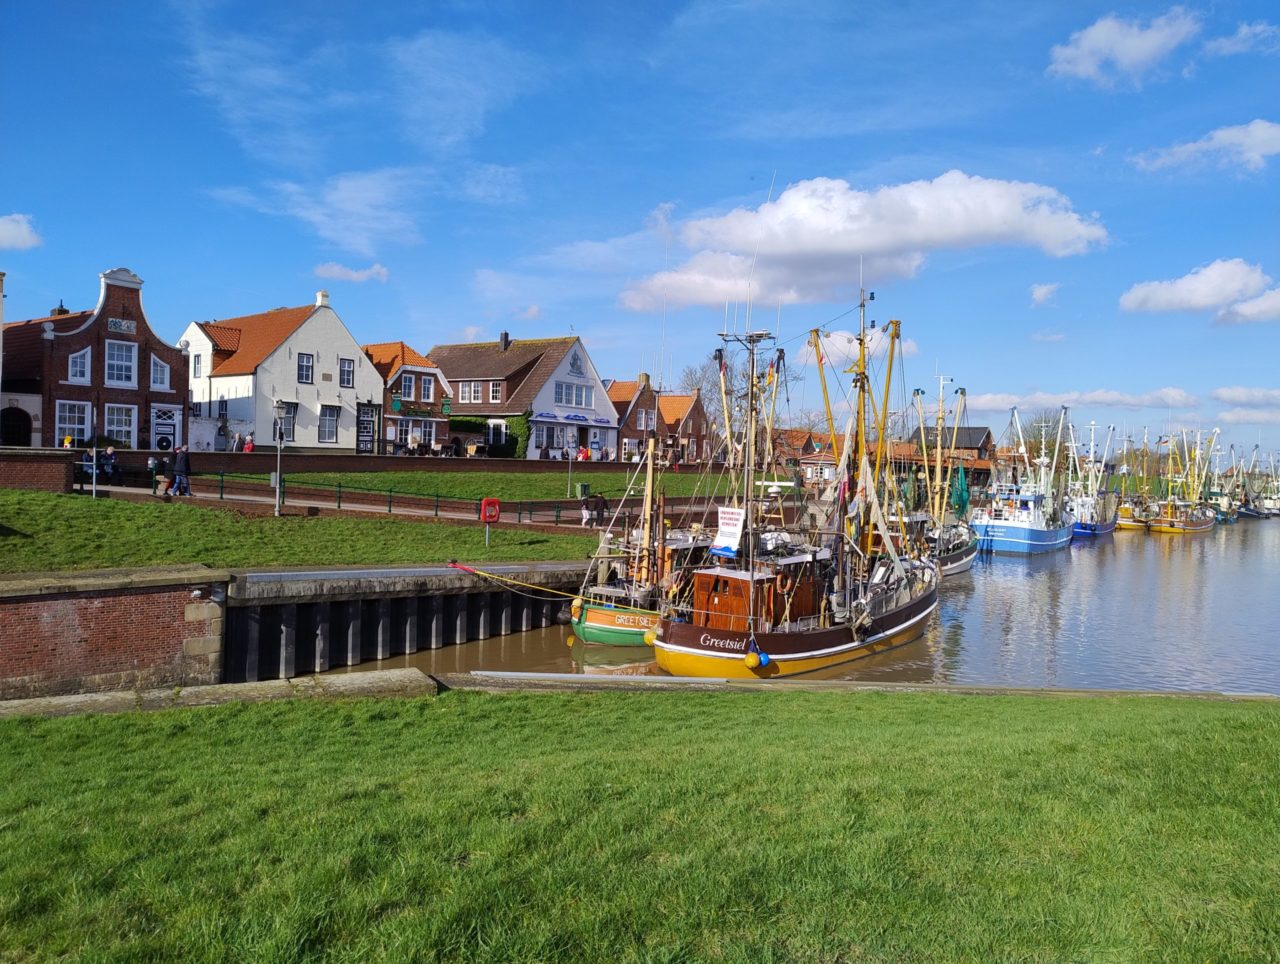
top-left (174, 445), bottom-right (192, 496)
top-left (580, 497), bottom-right (591, 527)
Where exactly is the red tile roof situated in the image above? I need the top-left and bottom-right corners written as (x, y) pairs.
top-left (657, 394), bottom-right (695, 427)
top-left (199, 305), bottom-right (314, 376)
top-left (607, 380), bottom-right (638, 404)
top-left (362, 340), bottom-right (435, 379)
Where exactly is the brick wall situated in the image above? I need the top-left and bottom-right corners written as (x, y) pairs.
top-left (0, 570), bottom-right (229, 699)
top-left (0, 448), bottom-right (74, 492)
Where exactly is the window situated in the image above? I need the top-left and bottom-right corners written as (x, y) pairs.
top-left (297, 353), bottom-right (314, 384)
top-left (105, 340), bottom-right (138, 388)
top-left (151, 356), bottom-right (170, 390)
top-left (533, 425), bottom-right (546, 449)
top-left (636, 408), bottom-right (647, 431)
top-left (319, 405), bottom-right (340, 443)
top-left (281, 402), bottom-right (298, 442)
top-left (217, 399), bottom-right (228, 420)
top-left (401, 373), bottom-right (416, 401)
top-left (55, 401), bottom-right (91, 445)
top-left (486, 421), bottom-right (507, 446)
top-left (104, 404), bottom-right (136, 448)
top-left (554, 382), bottom-right (593, 408)
top-left (193, 353), bottom-right (202, 379)
top-left (422, 377), bottom-right (434, 402)
top-left (459, 381), bottom-right (483, 403)
top-left (192, 401), bottom-right (202, 417)
top-left (68, 348), bottom-right (90, 384)
top-left (339, 357), bottom-right (355, 389)
top-left (489, 381), bottom-right (502, 403)
top-left (397, 420), bottom-right (412, 446)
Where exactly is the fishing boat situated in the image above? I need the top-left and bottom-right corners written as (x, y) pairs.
top-left (911, 377), bottom-right (979, 575)
top-left (1146, 429), bottom-right (1218, 535)
top-left (1066, 420), bottom-right (1118, 538)
top-left (571, 435), bottom-right (710, 645)
top-left (1114, 430), bottom-right (1157, 531)
top-left (970, 408), bottom-right (1074, 554)
top-left (651, 304), bottom-right (939, 679)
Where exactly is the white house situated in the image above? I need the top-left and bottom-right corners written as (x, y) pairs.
top-left (178, 291), bottom-right (383, 452)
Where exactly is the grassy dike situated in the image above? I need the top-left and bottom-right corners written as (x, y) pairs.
top-left (0, 490), bottom-right (597, 574)
top-left (2, 689), bottom-right (1278, 960)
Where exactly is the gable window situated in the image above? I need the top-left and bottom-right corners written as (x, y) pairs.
top-left (151, 356), bottom-right (170, 390)
top-left (68, 348), bottom-right (90, 384)
top-left (105, 340), bottom-right (138, 388)
top-left (297, 353), bottom-right (314, 385)
top-left (104, 404), bottom-right (137, 449)
top-left (401, 373), bottom-right (416, 401)
top-left (193, 354), bottom-right (202, 379)
top-left (319, 405), bottom-right (340, 443)
top-left (554, 382), bottom-right (594, 409)
top-left (422, 377), bottom-right (434, 402)
top-left (339, 357), bottom-right (355, 389)
top-left (55, 401), bottom-right (91, 446)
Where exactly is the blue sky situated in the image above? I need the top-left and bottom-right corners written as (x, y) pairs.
top-left (3, 1), bottom-right (1279, 455)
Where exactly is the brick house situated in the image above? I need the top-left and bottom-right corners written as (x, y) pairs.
top-left (178, 291), bottom-right (383, 452)
top-left (606, 373), bottom-right (662, 462)
top-left (427, 331), bottom-right (617, 459)
top-left (362, 341), bottom-right (452, 454)
top-left (657, 391), bottom-right (713, 464)
top-left (0, 267), bottom-right (189, 451)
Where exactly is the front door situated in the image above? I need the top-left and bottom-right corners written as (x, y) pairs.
top-left (356, 403), bottom-right (377, 454)
top-left (152, 406), bottom-right (180, 450)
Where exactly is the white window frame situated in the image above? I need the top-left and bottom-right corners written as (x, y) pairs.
top-left (397, 420), bottom-right (412, 445)
top-left (192, 353), bottom-right (202, 379)
top-left (104, 404), bottom-right (137, 449)
top-left (55, 400), bottom-right (91, 446)
top-left (151, 355), bottom-right (170, 390)
top-left (422, 377), bottom-right (434, 402)
top-left (486, 420), bottom-right (507, 446)
top-left (318, 404), bottom-right (340, 444)
top-left (401, 373), bottom-right (416, 400)
top-left (339, 357), bottom-right (355, 389)
top-left (68, 348), bottom-right (91, 385)
top-left (489, 381), bottom-right (502, 403)
top-left (105, 340), bottom-right (138, 389)
top-left (297, 353), bottom-right (314, 385)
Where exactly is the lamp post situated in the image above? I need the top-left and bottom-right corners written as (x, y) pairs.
top-left (273, 398), bottom-right (286, 516)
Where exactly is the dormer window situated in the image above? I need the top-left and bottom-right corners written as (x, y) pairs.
top-left (151, 355), bottom-right (170, 390)
top-left (401, 373), bottom-right (416, 400)
top-left (489, 381), bottom-right (502, 403)
top-left (68, 348), bottom-right (90, 384)
top-left (422, 377), bottom-right (434, 402)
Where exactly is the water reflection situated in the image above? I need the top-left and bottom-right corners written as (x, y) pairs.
top-left (329, 521), bottom-right (1280, 695)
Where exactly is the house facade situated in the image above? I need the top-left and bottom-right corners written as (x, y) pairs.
top-left (362, 341), bottom-right (452, 453)
top-left (178, 291), bottom-right (383, 452)
top-left (606, 373), bottom-right (662, 462)
top-left (0, 268), bottom-right (189, 450)
top-left (427, 332), bottom-right (617, 459)
top-left (657, 391), bottom-right (713, 464)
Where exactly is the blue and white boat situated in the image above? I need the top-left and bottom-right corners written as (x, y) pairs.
top-left (971, 407), bottom-right (1075, 555)
top-left (1065, 420), bottom-right (1118, 539)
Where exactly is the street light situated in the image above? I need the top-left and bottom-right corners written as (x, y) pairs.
top-left (273, 398), bottom-right (286, 516)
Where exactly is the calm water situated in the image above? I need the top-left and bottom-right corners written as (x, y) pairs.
top-left (333, 519), bottom-right (1280, 695)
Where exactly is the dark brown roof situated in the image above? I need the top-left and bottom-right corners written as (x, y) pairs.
top-left (427, 336), bottom-right (578, 413)
top-left (908, 426), bottom-right (993, 450)
top-left (0, 313), bottom-right (95, 391)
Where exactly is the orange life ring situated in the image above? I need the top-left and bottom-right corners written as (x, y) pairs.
top-left (775, 571), bottom-right (795, 593)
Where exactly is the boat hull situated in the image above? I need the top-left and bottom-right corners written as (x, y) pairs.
top-left (572, 603), bottom-right (659, 646)
top-left (936, 539), bottom-right (978, 575)
top-left (653, 586), bottom-right (938, 679)
top-left (1147, 517), bottom-right (1215, 534)
top-left (971, 521), bottom-right (1073, 555)
top-left (1072, 515), bottom-right (1117, 538)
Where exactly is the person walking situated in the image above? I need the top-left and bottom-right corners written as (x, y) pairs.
top-left (229, 432), bottom-right (243, 452)
top-left (173, 444), bottom-right (192, 497)
top-left (592, 491), bottom-right (609, 528)
top-left (580, 496), bottom-right (591, 527)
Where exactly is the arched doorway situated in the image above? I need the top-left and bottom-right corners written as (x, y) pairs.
top-left (0, 407), bottom-right (33, 447)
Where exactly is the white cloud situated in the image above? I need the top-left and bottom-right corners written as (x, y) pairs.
top-left (214, 167), bottom-right (425, 257)
top-left (314, 262), bottom-right (389, 283)
top-left (517, 304), bottom-right (542, 320)
top-left (1119, 259), bottom-right (1271, 313)
top-left (0, 213), bottom-right (42, 250)
top-left (1218, 407), bottom-right (1280, 425)
top-left (389, 31), bottom-right (539, 152)
top-left (622, 172), bottom-right (1107, 311)
top-left (1047, 7), bottom-right (1200, 86)
top-left (1031, 330), bottom-right (1065, 343)
top-left (794, 328), bottom-right (919, 367)
top-left (1031, 282), bottom-right (1060, 306)
top-left (1204, 21), bottom-right (1280, 56)
top-left (1217, 287), bottom-right (1280, 325)
top-left (1135, 119), bottom-right (1280, 172)
top-left (967, 387), bottom-right (1197, 412)
top-left (460, 164), bottom-right (525, 204)
top-left (1212, 387), bottom-right (1280, 406)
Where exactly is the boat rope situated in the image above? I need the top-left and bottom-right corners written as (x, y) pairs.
top-left (447, 562), bottom-right (579, 602)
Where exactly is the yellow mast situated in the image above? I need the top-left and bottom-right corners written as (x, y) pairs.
top-left (810, 329), bottom-right (842, 465)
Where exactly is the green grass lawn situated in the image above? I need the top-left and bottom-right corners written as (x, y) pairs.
top-left (0, 490), bottom-right (597, 574)
top-left (1, 689), bottom-right (1277, 960)
top-left (224, 468), bottom-right (741, 502)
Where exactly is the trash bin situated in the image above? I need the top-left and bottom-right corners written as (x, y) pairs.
top-left (576, 482), bottom-right (591, 499)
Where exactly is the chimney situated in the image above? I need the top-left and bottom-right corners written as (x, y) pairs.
top-left (316, 290), bottom-right (330, 308)
top-left (500, 331), bottom-right (510, 351)
top-left (638, 372), bottom-right (650, 388)
top-left (50, 300), bottom-right (70, 316)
